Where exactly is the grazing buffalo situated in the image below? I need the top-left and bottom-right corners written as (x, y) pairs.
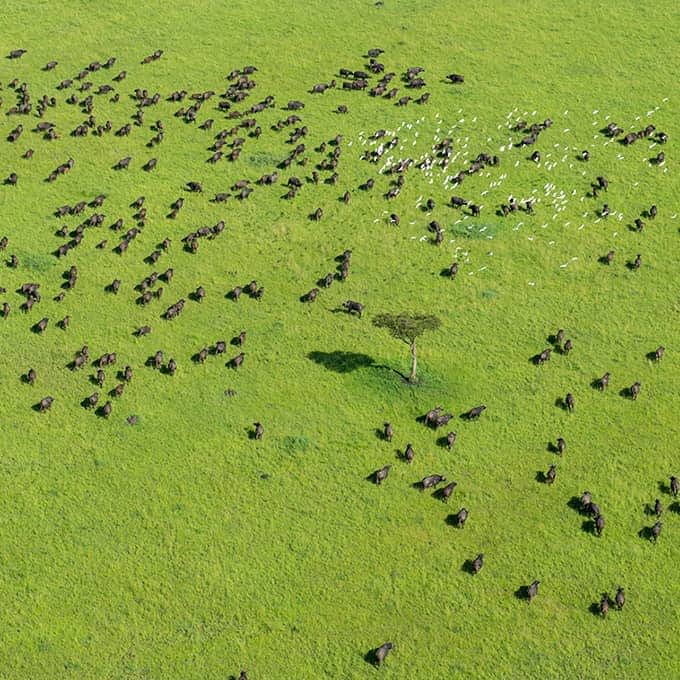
top-left (230, 352), bottom-right (245, 369)
top-left (651, 520), bottom-right (662, 542)
top-left (633, 254), bottom-right (642, 270)
top-left (441, 481), bottom-right (457, 502)
top-left (26, 368), bottom-right (36, 385)
top-left (86, 392), bottom-right (99, 408)
top-left (167, 359), bottom-right (177, 375)
top-left (136, 325), bottom-right (152, 337)
top-left (605, 250), bottom-right (615, 264)
top-left (343, 300), bottom-right (364, 317)
top-left (634, 218), bottom-right (644, 232)
top-left (404, 443), bottom-right (414, 463)
top-left (102, 401), bottom-right (112, 418)
top-left (671, 476), bottom-right (679, 498)
top-left (649, 204), bottom-right (657, 219)
top-left (565, 393), bottom-right (575, 411)
top-left (304, 288), bottom-right (319, 303)
top-left (527, 580), bottom-right (540, 603)
top-left (654, 498), bottom-right (663, 517)
top-left (38, 396), bottom-right (54, 412)
top-left (36, 317), bottom-right (49, 333)
top-left (435, 413), bottom-right (453, 428)
top-left (375, 465), bottom-right (391, 485)
top-left (630, 382), bottom-right (641, 400)
top-left (446, 431), bottom-right (457, 450)
top-left (557, 437), bottom-right (566, 455)
top-left (580, 491), bottom-right (592, 512)
top-left (472, 553), bottom-right (484, 574)
top-left (374, 641), bottom-right (393, 667)
top-left (254, 422), bottom-right (264, 440)
top-left (615, 587), bottom-right (625, 610)
top-left (600, 593), bottom-right (610, 618)
top-left (536, 348), bottom-right (551, 365)
top-left (654, 346), bottom-right (665, 361)
top-left (421, 474), bottom-right (446, 489)
top-left (563, 339), bottom-right (573, 354)
top-left (455, 508), bottom-right (469, 527)
top-left (447, 262), bottom-right (459, 278)
top-left (424, 406), bottom-right (443, 426)
top-left (383, 422), bottom-right (393, 442)
top-left (465, 405), bottom-right (486, 420)
top-left (545, 464), bottom-right (556, 485)
top-left (598, 372), bottom-right (610, 390)
top-left (595, 514), bottom-right (605, 537)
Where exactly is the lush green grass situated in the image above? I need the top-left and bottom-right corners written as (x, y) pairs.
top-left (0, 1), bottom-right (678, 677)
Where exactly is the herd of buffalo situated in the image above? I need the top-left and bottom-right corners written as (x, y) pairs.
top-left (1, 43), bottom-right (674, 671)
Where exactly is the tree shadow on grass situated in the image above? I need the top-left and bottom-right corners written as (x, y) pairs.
top-left (307, 351), bottom-right (375, 373)
top-left (307, 351), bottom-right (408, 380)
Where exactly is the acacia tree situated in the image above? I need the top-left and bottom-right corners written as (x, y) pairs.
top-left (372, 313), bottom-right (441, 383)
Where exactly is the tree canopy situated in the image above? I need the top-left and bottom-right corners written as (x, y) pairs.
top-left (372, 313), bottom-right (442, 344)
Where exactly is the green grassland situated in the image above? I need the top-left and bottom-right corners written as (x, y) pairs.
top-left (0, 1), bottom-right (678, 677)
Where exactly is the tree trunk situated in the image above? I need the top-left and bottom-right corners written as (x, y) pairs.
top-left (409, 338), bottom-right (417, 383)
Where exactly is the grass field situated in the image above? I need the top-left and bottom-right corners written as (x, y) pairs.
top-left (0, 1), bottom-right (678, 677)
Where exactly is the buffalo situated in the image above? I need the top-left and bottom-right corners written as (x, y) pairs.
top-left (230, 352), bottom-right (245, 369)
top-left (536, 348), bottom-right (551, 365)
top-left (440, 481), bottom-right (457, 502)
top-left (375, 465), bottom-right (391, 485)
top-left (472, 553), bottom-right (484, 574)
top-left (343, 300), bottom-right (364, 317)
top-left (465, 405), bottom-right (486, 420)
top-left (545, 464), bottom-right (556, 485)
top-left (38, 396), bottom-right (54, 412)
top-left (527, 580), bottom-right (540, 603)
top-left (421, 474), bottom-right (446, 489)
top-left (373, 641), bottom-right (393, 667)
top-left (615, 587), bottom-right (625, 610)
top-left (597, 372), bottom-right (610, 390)
top-left (454, 507), bottom-right (469, 527)
top-left (599, 593), bottom-right (610, 618)
top-left (654, 498), bottom-right (663, 517)
top-left (383, 422), bottom-right (393, 442)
